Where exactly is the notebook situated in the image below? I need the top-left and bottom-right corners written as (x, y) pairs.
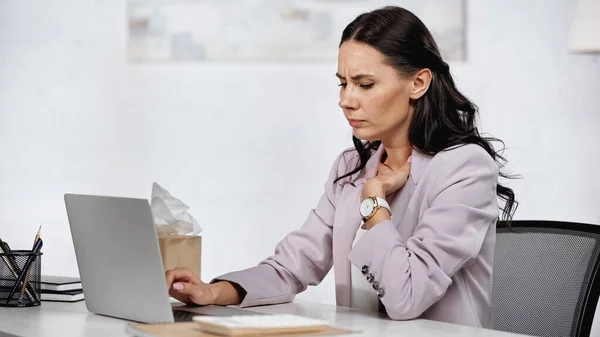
top-left (126, 317), bottom-right (353, 337)
top-left (192, 314), bottom-right (330, 336)
top-left (40, 289), bottom-right (84, 302)
top-left (40, 275), bottom-right (82, 292)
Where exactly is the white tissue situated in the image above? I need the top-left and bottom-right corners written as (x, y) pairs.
top-left (151, 182), bottom-right (202, 236)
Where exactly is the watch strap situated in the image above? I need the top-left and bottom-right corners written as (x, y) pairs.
top-left (374, 197), bottom-right (391, 214)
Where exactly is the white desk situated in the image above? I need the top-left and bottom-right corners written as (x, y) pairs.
top-left (0, 300), bottom-right (529, 337)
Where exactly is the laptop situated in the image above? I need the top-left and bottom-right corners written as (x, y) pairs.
top-left (64, 193), bottom-right (261, 323)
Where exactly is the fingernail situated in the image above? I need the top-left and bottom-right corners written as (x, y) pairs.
top-left (173, 283), bottom-right (184, 291)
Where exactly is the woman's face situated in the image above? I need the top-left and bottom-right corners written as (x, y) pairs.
top-left (337, 40), bottom-right (424, 144)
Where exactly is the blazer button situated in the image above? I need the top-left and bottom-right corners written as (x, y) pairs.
top-left (366, 273), bottom-right (374, 283)
top-left (372, 281), bottom-right (379, 291)
top-left (361, 266), bottom-right (370, 275)
top-left (377, 288), bottom-right (385, 298)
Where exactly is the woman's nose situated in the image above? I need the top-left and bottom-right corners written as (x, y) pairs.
top-left (339, 89), bottom-right (359, 111)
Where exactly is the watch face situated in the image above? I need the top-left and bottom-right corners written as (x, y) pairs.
top-left (360, 197), bottom-right (376, 217)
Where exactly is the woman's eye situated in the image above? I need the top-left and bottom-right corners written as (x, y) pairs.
top-left (360, 83), bottom-right (374, 89)
top-left (338, 83), bottom-right (347, 87)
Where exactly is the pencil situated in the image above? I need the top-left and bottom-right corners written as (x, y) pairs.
top-left (18, 226), bottom-right (42, 301)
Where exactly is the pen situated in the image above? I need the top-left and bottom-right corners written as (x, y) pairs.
top-left (0, 239), bottom-right (18, 267)
top-left (19, 226), bottom-right (41, 301)
top-left (5, 238), bottom-right (43, 304)
top-left (0, 239), bottom-right (37, 302)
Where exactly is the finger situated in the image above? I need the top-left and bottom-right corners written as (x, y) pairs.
top-left (165, 268), bottom-right (199, 289)
top-left (377, 163), bottom-right (393, 175)
top-left (172, 282), bottom-right (206, 305)
top-left (169, 283), bottom-right (193, 304)
top-left (392, 163), bottom-right (411, 183)
top-left (382, 165), bottom-right (411, 193)
top-left (168, 289), bottom-right (190, 304)
top-left (165, 269), bottom-right (187, 289)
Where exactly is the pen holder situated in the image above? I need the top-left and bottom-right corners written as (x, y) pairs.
top-left (0, 250), bottom-right (42, 307)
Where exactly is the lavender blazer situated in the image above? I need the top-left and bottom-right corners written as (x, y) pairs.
top-left (215, 143), bottom-right (499, 328)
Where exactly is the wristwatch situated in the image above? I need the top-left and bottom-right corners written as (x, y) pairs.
top-left (359, 196), bottom-right (391, 222)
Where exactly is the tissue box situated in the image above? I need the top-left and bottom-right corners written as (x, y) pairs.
top-left (158, 235), bottom-right (202, 278)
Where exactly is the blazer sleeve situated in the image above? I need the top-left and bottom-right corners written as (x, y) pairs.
top-left (347, 146), bottom-right (499, 320)
top-left (211, 152), bottom-right (346, 307)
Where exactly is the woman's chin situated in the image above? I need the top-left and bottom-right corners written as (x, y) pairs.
top-left (352, 129), bottom-right (379, 142)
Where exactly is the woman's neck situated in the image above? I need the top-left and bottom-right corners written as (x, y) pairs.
top-left (381, 138), bottom-right (412, 171)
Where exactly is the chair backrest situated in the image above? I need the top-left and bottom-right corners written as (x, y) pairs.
top-left (493, 220), bottom-right (600, 337)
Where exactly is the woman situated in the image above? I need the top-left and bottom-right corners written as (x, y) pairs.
top-left (165, 6), bottom-right (517, 328)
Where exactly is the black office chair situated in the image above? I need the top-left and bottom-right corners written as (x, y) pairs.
top-left (493, 220), bottom-right (600, 337)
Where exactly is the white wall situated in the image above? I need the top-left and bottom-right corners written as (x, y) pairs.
top-left (1, 0), bottom-right (599, 334)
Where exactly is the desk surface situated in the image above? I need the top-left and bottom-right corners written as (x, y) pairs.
top-left (0, 300), bottom-right (529, 337)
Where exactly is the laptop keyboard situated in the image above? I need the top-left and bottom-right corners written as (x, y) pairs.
top-left (173, 310), bottom-right (205, 322)
top-left (173, 306), bottom-right (267, 322)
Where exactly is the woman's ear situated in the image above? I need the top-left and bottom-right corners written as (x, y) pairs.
top-left (409, 68), bottom-right (432, 100)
